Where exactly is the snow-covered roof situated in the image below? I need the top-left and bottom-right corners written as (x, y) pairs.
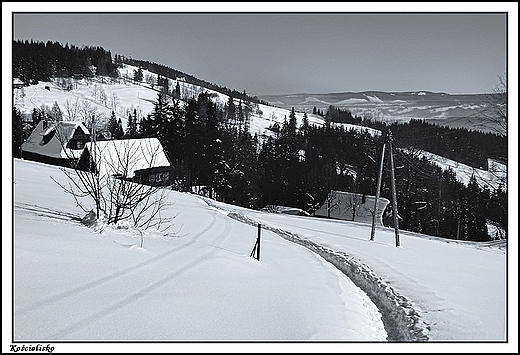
top-left (21, 120), bottom-right (90, 159)
top-left (83, 138), bottom-right (170, 178)
top-left (315, 190), bottom-right (389, 225)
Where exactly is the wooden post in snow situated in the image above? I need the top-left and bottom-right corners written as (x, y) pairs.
top-left (250, 224), bottom-right (261, 261)
top-left (256, 223), bottom-right (261, 261)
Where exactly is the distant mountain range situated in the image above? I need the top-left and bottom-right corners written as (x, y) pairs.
top-left (257, 91), bottom-right (491, 132)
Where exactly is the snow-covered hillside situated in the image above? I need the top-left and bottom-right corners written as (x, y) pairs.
top-left (408, 149), bottom-right (507, 192)
top-left (13, 64), bottom-right (386, 140)
top-left (19, 65), bottom-right (508, 182)
top-left (14, 65), bottom-right (316, 132)
top-left (10, 158), bottom-right (509, 348)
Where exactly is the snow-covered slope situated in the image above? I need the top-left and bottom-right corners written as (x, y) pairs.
top-left (14, 64), bottom-right (385, 139)
top-left (12, 158), bottom-right (386, 343)
top-left (10, 158), bottom-right (510, 348)
top-left (19, 65), bottom-right (508, 186)
top-left (203, 196), bottom-right (508, 342)
top-left (410, 149), bottom-right (507, 192)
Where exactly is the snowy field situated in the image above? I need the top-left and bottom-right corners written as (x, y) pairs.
top-left (6, 158), bottom-right (515, 352)
top-left (11, 159), bottom-right (387, 348)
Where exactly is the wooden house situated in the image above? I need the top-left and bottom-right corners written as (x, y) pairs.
top-left (13, 78), bottom-right (25, 89)
top-left (77, 138), bottom-right (174, 187)
top-left (21, 120), bottom-right (91, 168)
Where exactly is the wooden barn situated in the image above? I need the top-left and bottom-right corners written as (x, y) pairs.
top-left (21, 120), bottom-right (91, 168)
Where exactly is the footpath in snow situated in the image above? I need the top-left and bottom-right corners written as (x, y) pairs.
top-left (203, 197), bottom-right (508, 342)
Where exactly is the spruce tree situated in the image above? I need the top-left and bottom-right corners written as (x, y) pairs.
top-left (126, 108), bottom-right (139, 138)
top-left (225, 96), bottom-right (236, 126)
top-left (133, 68), bottom-right (143, 84)
top-left (31, 108), bottom-right (42, 129)
top-left (174, 81), bottom-right (181, 100)
top-left (301, 112), bottom-right (310, 136)
top-left (13, 107), bottom-right (24, 158)
top-left (115, 118), bottom-right (124, 139)
top-left (107, 111), bottom-right (119, 139)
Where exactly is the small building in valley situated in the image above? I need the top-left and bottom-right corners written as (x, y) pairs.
top-left (314, 190), bottom-right (390, 226)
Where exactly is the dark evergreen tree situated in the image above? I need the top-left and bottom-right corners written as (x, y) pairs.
top-left (219, 128), bottom-right (261, 207)
top-left (242, 102), bottom-right (252, 133)
top-left (301, 112), bottom-right (310, 136)
top-left (149, 92), bottom-right (170, 144)
top-left (133, 68), bottom-right (143, 84)
top-left (463, 176), bottom-right (490, 241)
top-left (174, 81), bottom-right (181, 100)
top-left (31, 108), bottom-right (43, 129)
top-left (50, 101), bottom-right (63, 122)
top-left (224, 96), bottom-right (236, 126)
top-left (288, 107), bottom-right (298, 135)
top-left (107, 111), bottom-right (119, 139)
top-left (139, 114), bottom-right (153, 138)
top-left (167, 98), bottom-right (186, 166)
top-left (13, 40), bottom-right (119, 83)
top-left (125, 109), bottom-right (139, 138)
top-left (13, 107), bottom-right (24, 158)
top-left (184, 98), bottom-right (204, 186)
top-left (197, 92), bottom-right (224, 197)
top-left (115, 118), bottom-right (124, 139)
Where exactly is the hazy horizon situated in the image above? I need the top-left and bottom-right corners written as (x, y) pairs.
top-left (6, 4), bottom-right (514, 96)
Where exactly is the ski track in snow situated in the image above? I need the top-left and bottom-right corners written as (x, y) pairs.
top-left (15, 207), bottom-right (232, 340)
top-left (48, 216), bottom-right (232, 340)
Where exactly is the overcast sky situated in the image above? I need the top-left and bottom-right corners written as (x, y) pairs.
top-left (6, 4), bottom-right (515, 95)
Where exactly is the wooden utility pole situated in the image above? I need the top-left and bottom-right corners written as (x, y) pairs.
top-left (437, 171), bottom-right (442, 236)
top-left (370, 133), bottom-right (386, 241)
top-left (387, 130), bottom-right (401, 247)
top-left (369, 129), bottom-right (400, 247)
